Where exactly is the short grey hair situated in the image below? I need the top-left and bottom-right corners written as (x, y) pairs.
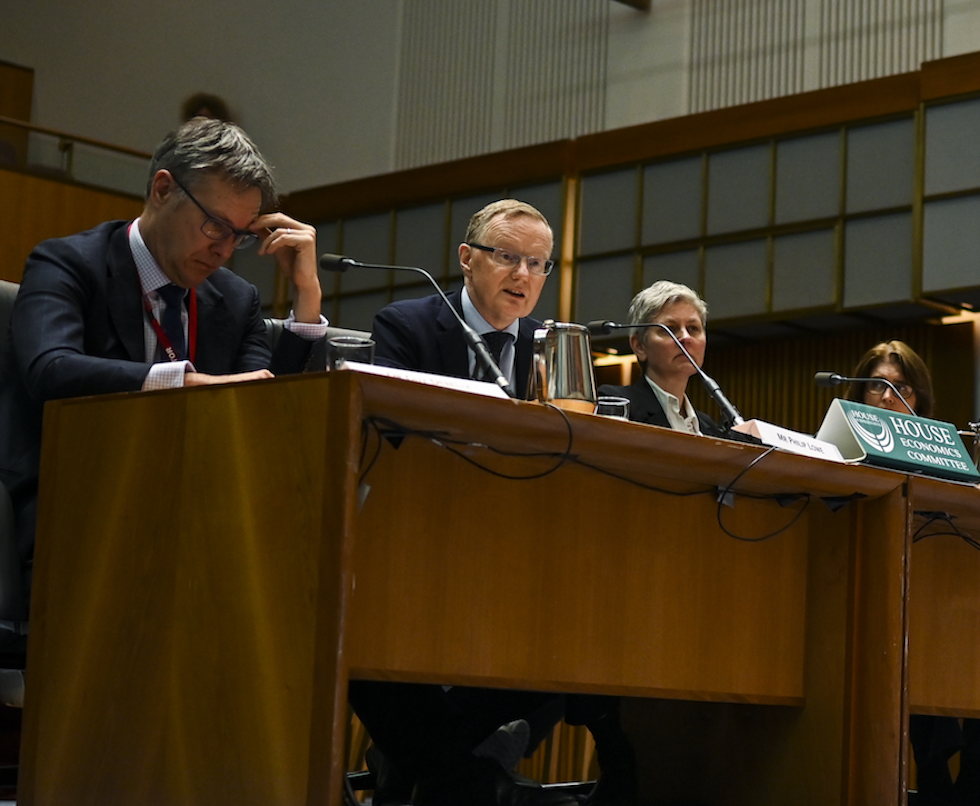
top-left (147, 118), bottom-right (279, 211)
top-left (628, 280), bottom-right (708, 339)
top-left (464, 199), bottom-right (553, 250)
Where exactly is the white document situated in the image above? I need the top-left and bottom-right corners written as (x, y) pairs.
top-left (340, 361), bottom-right (511, 400)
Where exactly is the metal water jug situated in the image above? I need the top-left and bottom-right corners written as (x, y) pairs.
top-left (529, 320), bottom-right (597, 413)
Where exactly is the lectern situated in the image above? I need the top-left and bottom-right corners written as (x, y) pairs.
top-left (16, 370), bottom-right (938, 804)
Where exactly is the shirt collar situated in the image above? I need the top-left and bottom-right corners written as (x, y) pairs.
top-left (460, 287), bottom-right (519, 339)
top-left (642, 373), bottom-right (701, 434)
top-left (129, 218), bottom-right (173, 296)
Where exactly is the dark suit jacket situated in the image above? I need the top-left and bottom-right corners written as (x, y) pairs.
top-left (598, 376), bottom-right (733, 438)
top-left (371, 289), bottom-right (539, 399)
top-left (0, 219), bottom-right (314, 505)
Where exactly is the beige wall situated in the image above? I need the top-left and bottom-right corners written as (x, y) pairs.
top-left (7, 1), bottom-right (980, 193)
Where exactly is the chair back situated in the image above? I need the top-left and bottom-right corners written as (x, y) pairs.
top-left (0, 281), bottom-right (18, 357)
top-left (0, 482), bottom-right (22, 623)
top-left (0, 282), bottom-right (25, 624)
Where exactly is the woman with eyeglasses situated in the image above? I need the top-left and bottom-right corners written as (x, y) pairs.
top-left (846, 340), bottom-right (980, 803)
top-left (844, 339), bottom-right (933, 417)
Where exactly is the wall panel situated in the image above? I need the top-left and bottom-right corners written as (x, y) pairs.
top-left (689, 0), bottom-right (942, 114)
top-left (0, 168), bottom-right (142, 284)
top-left (395, 0), bottom-right (607, 170)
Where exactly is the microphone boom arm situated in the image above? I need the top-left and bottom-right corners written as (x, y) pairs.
top-left (813, 371), bottom-right (916, 416)
top-left (588, 319), bottom-right (744, 427)
top-left (319, 254), bottom-right (514, 397)
top-left (647, 322), bottom-right (745, 427)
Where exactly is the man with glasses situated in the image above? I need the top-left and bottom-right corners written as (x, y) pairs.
top-left (0, 118), bottom-right (326, 611)
top-left (353, 201), bottom-right (636, 806)
top-left (371, 198), bottom-right (553, 396)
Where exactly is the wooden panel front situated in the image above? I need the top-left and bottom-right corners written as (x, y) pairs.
top-left (907, 475), bottom-right (980, 716)
top-left (604, 477), bottom-right (908, 805)
top-left (844, 486), bottom-right (911, 806)
top-left (349, 431), bottom-right (809, 702)
top-left (19, 374), bottom-right (350, 806)
top-left (349, 374), bottom-right (910, 805)
top-left (18, 371), bottom-right (923, 806)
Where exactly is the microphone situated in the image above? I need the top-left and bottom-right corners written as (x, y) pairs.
top-left (587, 320), bottom-right (617, 337)
top-left (588, 319), bottom-right (744, 427)
top-left (318, 254), bottom-right (515, 398)
top-left (814, 371), bottom-right (916, 416)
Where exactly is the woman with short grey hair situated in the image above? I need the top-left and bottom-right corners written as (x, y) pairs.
top-left (599, 280), bottom-right (731, 437)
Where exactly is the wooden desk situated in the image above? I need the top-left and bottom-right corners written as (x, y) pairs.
top-left (907, 475), bottom-right (980, 717)
top-left (17, 371), bottom-right (923, 805)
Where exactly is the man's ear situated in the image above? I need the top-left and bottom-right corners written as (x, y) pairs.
top-left (147, 170), bottom-right (176, 208)
top-left (458, 242), bottom-right (473, 279)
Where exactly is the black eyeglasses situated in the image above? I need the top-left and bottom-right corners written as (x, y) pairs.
top-left (867, 379), bottom-right (915, 399)
top-left (466, 242), bottom-right (554, 276)
top-left (171, 175), bottom-right (258, 250)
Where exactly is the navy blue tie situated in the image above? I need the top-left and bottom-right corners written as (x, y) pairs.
top-left (477, 331), bottom-right (511, 381)
top-left (157, 284), bottom-right (186, 361)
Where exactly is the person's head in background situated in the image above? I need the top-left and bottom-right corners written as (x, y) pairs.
top-left (627, 280), bottom-right (708, 400)
top-left (180, 92), bottom-right (234, 123)
top-left (845, 340), bottom-right (934, 418)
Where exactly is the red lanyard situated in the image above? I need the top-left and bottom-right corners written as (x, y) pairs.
top-left (128, 220), bottom-right (198, 363)
top-left (141, 289), bottom-right (198, 363)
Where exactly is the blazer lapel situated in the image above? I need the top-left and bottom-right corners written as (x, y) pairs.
top-left (514, 318), bottom-right (538, 399)
top-left (105, 226), bottom-right (147, 363)
top-left (631, 377), bottom-right (671, 428)
top-left (436, 290), bottom-right (469, 378)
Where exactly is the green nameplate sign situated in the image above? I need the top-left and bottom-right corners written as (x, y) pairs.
top-left (816, 399), bottom-right (980, 484)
